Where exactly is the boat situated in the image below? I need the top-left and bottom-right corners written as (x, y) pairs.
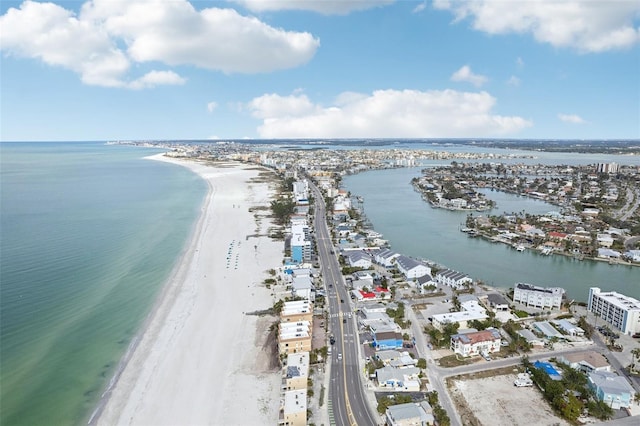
top-left (515, 245), bottom-right (526, 252)
top-left (541, 247), bottom-right (553, 255)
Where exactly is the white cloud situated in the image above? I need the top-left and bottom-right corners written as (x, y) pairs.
top-left (450, 65), bottom-right (488, 87)
top-left (558, 113), bottom-right (587, 124)
top-left (507, 76), bottom-right (521, 86)
top-left (412, 2), bottom-right (427, 14)
top-left (128, 70), bottom-right (186, 89)
top-left (247, 89), bottom-right (532, 138)
top-left (434, 0), bottom-right (640, 52)
top-left (232, 0), bottom-right (395, 15)
top-left (0, 0), bottom-right (320, 87)
top-left (207, 102), bottom-right (219, 113)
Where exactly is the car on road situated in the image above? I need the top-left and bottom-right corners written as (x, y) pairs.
top-left (340, 299), bottom-right (344, 303)
top-left (337, 353), bottom-right (342, 360)
top-left (343, 318), bottom-right (347, 323)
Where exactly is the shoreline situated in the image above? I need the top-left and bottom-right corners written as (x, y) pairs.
top-left (93, 153), bottom-right (283, 425)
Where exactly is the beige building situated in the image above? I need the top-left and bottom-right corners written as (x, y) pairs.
top-left (283, 352), bottom-right (309, 391)
top-left (281, 300), bottom-right (313, 323)
top-left (278, 389), bottom-right (307, 426)
top-left (279, 321), bottom-right (312, 355)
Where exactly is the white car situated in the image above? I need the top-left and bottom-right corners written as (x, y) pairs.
top-left (337, 353), bottom-right (342, 360)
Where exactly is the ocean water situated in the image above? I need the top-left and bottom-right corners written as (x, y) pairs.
top-left (0, 142), bottom-right (206, 425)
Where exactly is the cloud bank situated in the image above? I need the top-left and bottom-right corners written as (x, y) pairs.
top-left (434, 0), bottom-right (640, 52)
top-left (247, 89), bottom-right (532, 138)
top-left (0, 0), bottom-right (320, 88)
top-left (232, 0), bottom-right (395, 15)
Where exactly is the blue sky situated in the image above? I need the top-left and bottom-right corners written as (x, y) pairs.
top-left (1, 0), bottom-right (639, 141)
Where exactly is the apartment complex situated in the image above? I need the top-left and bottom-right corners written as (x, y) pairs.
top-left (588, 287), bottom-right (640, 335)
top-left (512, 283), bottom-right (564, 309)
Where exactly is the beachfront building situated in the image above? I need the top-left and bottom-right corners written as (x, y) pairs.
top-left (588, 371), bottom-right (635, 409)
top-left (512, 283), bottom-right (564, 309)
top-left (587, 287), bottom-right (640, 335)
top-left (281, 300), bottom-right (313, 323)
top-left (282, 352), bottom-right (309, 391)
top-left (434, 269), bottom-right (472, 289)
top-left (290, 224), bottom-right (313, 264)
top-left (394, 255), bottom-right (431, 280)
top-left (291, 276), bottom-right (314, 301)
top-left (279, 389), bottom-right (307, 426)
top-left (450, 329), bottom-right (501, 357)
top-left (385, 402), bottom-right (435, 426)
top-left (559, 351), bottom-right (611, 374)
top-left (278, 321), bottom-right (311, 355)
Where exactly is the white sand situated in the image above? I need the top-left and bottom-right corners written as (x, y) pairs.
top-left (96, 154), bottom-right (283, 426)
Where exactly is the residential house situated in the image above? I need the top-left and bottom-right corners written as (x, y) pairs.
top-left (291, 276), bottom-right (314, 301)
top-left (486, 293), bottom-right (510, 312)
top-left (450, 329), bottom-right (501, 357)
top-left (374, 248), bottom-right (400, 268)
top-left (375, 365), bottom-right (420, 391)
top-left (385, 402), bottom-right (435, 426)
top-left (559, 351), bottom-right (610, 373)
top-left (516, 329), bottom-right (544, 347)
top-left (434, 269), bottom-right (473, 289)
top-left (345, 251), bottom-right (373, 269)
top-left (588, 371), bottom-right (635, 409)
top-left (552, 319), bottom-right (585, 337)
top-left (372, 331), bottom-right (404, 350)
top-left (532, 321), bottom-right (564, 339)
top-left (395, 255), bottom-right (431, 280)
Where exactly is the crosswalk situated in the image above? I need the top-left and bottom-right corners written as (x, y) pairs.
top-left (327, 400), bottom-right (336, 426)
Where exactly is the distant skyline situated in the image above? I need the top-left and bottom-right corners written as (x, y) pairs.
top-left (1, 0), bottom-right (639, 141)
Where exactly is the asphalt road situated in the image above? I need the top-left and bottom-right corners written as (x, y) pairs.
top-left (310, 181), bottom-right (379, 426)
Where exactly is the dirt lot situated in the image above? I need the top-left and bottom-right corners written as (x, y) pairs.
top-left (449, 373), bottom-right (568, 426)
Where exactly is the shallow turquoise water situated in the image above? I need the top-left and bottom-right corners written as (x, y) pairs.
top-left (0, 142), bottom-right (206, 425)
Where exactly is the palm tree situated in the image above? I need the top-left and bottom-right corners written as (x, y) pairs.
top-left (631, 348), bottom-right (640, 373)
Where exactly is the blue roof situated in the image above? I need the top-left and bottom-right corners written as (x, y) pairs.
top-left (534, 361), bottom-right (561, 378)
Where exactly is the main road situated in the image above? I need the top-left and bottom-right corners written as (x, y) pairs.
top-left (309, 180), bottom-right (380, 426)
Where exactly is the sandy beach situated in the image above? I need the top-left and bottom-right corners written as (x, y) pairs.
top-left (95, 154), bottom-right (283, 425)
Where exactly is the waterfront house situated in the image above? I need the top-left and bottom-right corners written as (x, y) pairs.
top-left (385, 402), bottom-right (435, 426)
top-left (559, 351), bottom-right (610, 373)
top-left (345, 250), bottom-right (373, 269)
top-left (512, 283), bottom-right (564, 309)
top-left (434, 269), bottom-right (472, 289)
top-left (432, 309), bottom-right (488, 330)
top-left (278, 321), bottom-right (312, 355)
top-left (394, 255), bottom-right (431, 280)
top-left (373, 248), bottom-right (400, 268)
top-left (450, 329), bottom-right (501, 357)
top-left (624, 250), bottom-right (640, 262)
top-left (486, 293), bottom-right (510, 312)
top-left (597, 248), bottom-right (621, 259)
top-left (588, 371), bottom-right (635, 409)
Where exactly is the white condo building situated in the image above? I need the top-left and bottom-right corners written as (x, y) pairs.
top-left (512, 283), bottom-right (564, 309)
top-left (588, 287), bottom-right (640, 335)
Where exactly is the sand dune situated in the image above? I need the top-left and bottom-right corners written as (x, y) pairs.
top-left (96, 154), bottom-right (283, 426)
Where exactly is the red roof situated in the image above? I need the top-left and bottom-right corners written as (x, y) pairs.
top-left (375, 286), bottom-right (389, 293)
top-left (548, 232), bottom-right (567, 239)
top-left (359, 290), bottom-right (376, 299)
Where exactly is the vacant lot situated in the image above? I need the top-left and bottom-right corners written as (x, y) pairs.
top-left (449, 374), bottom-right (568, 426)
